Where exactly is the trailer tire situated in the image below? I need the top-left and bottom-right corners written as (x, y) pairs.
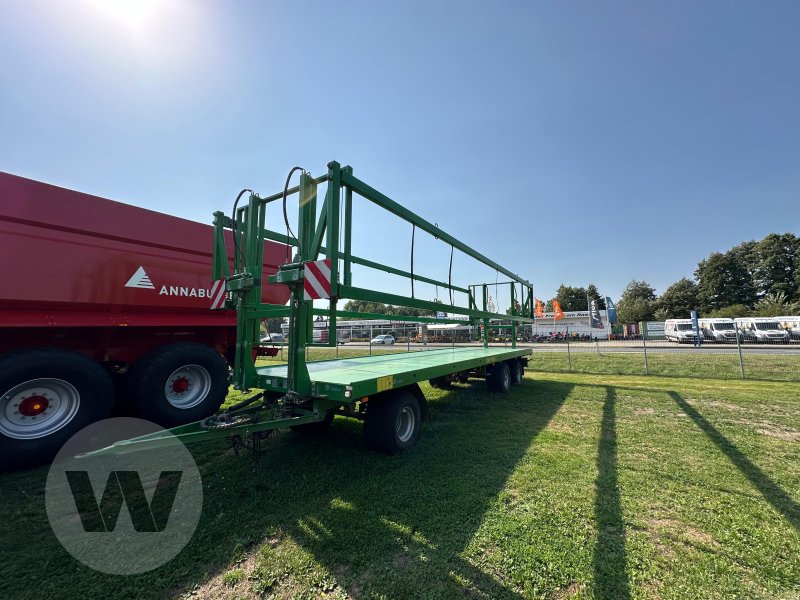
top-left (125, 342), bottom-right (228, 428)
top-left (509, 359), bottom-right (524, 385)
top-left (487, 362), bottom-right (511, 393)
top-left (291, 409), bottom-right (335, 434)
top-left (364, 390), bottom-right (422, 454)
top-left (0, 348), bottom-right (114, 470)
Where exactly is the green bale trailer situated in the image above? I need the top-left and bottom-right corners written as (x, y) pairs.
top-left (88, 162), bottom-right (535, 457)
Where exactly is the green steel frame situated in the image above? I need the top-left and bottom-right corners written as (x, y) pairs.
top-left (212, 161), bottom-right (535, 399)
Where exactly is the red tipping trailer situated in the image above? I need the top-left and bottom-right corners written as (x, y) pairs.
top-left (0, 172), bottom-right (290, 468)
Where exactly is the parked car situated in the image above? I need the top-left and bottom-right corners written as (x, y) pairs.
top-left (734, 317), bottom-right (790, 343)
top-left (261, 333), bottom-right (285, 343)
top-left (698, 318), bottom-right (737, 343)
top-left (370, 334), bottom-right (395, 345)
top-left (664, 319), bottom-right (698, 343)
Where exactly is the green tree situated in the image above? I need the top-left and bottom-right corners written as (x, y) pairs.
top-left (706, 304), bottom-right (752, 319)
top-left (586, 284), bottom-right (606, 309)
top-left (616, 280), bottom-right (656, 324)
top-left (755, 233), bottom-right (800, 301)
top-left (695, 245), bottom-right (758, 311)
top-left (751, 292), bottom-right (800, 317)
top-left (554, 285), bottom-right (589, 311)
top-left (655, 278), bottom-right (699, 319)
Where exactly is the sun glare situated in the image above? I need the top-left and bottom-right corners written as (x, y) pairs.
top-left (84, 0), bottom-right (162, 33)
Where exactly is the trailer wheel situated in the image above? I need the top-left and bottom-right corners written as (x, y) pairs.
top-left (126, 342), bottom-right (228, 428)
top-left (291, 409), bottom-right (335, 434)
top-left (0, 349), bottom-right (114, 470)
top-left (487, 362), bottom-right (511, 393)
top-left (364, 390), bottom-right (422, 454)
top-left (509, 359), bottom-right (524, 385)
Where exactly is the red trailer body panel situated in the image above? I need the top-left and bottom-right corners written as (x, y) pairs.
top-left (0, 171), bottom-right (289, 361)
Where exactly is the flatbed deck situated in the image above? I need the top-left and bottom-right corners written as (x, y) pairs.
top-left (257, 346), bottom-right (532, 401)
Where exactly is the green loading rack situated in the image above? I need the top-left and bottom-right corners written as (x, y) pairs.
top-left (87, 162), bottom-right (536, 456)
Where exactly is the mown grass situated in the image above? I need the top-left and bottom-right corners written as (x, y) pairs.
top-left (530, 350), bottom-right (800, 381)
top-left (1, 372), bottom-right (799, 599)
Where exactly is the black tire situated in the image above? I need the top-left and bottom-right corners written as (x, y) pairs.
top-left (0, 348), bottom-right (114, 470)
top-left (487, 362), bottom-right (511, 393)
top-left (125, 342), bottom-right (228, 428)
top-left (364, 390), bottom-right (422, 454)
top-left (509, 359), bottom-right (524, 385)
top-left (291, 408), bottom-right (335, 434)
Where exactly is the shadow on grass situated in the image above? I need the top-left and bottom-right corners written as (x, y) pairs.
top-left (281, 378), bottom-right (574, 598)
top-left (668, 391), bottom-right (800, 533)
top-left (593, 387), bottom-right (630, 600)
top-left (0, 378), bottom-right (573, 600)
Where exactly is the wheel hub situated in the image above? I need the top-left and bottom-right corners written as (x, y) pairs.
top-left (0, 378), bottom-right (80, 440)
top-left (18, 395), bottom-right (50, 417)
top-left (171, 377), bottom-right (190, 394)
top-left (164, 365), bottom-right (212, 409)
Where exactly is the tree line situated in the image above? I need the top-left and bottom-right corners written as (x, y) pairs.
top-left (615, 233), bottom-right (800, 323)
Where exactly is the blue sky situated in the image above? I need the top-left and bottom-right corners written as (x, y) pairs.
top-left (2, 1), bottom-right (798, 311)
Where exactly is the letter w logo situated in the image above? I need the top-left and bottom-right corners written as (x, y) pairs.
top-left (65, 471), bottom-right (182, 533)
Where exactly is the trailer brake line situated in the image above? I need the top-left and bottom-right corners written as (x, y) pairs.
top-left (282, 166), bottom-right (306, 263)
top-left (448, 244), bottom-right (454, 306)
top-left (410, 224), bottom-right (415, 298)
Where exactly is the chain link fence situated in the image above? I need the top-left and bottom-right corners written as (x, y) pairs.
top-left (263, 319), bottom-right (800, 382)
top-left (519, 322), bottom-right (800, 382)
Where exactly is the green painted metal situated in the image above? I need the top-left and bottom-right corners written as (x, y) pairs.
top-left (88, 162), bottom-right (536, 456)
top-left (255, 347), bottom-right (530, 403)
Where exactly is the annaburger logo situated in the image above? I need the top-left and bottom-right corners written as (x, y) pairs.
top-left (124, 265), bottom-right (215, 298)
top-left (66, 470), bottom-right (182, 533)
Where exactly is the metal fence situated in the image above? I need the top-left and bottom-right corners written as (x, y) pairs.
top-left (264, 323), bottom-right (800, 382)
top-left (515, 324), bottom-right (800, 382)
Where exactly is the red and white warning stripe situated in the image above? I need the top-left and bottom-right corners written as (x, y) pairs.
top-left (303, 259), bottom-right (331, 300)
top-left (210, 279), bottom-right (228, 310)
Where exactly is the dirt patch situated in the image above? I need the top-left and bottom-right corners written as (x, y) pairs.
top-left (685, 399), bottom-right (742, 411)
top-left (647, 518), bottom-right (716, 547)
top-left (634, 408), bottom-right (655, 416)
top-left (755, 424), bottom-right (800, 442)
top-left (734, 419), bottom-right (800, 442)
top-left (552, 581), bottom-right (583, 598)
top-left (189, 552), bottom-right (260, 600)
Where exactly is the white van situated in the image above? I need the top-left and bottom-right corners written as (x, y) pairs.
top-left (775, 316), bottom-right (800, 342)
top-left (664, 319), bottom-right (698, 343)
top-left (733, 317), bottom-right (790, 343)
top-left (698, 318), bottom-right (737, 343)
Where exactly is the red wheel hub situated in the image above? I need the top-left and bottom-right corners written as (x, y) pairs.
top-left (19, 395), bottom-right (49, 417)
top-left (171, 377), bottom-right (190, 394)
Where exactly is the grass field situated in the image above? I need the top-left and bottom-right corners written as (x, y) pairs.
top-left (530, 351), bottom-right (800, 381)
top-left (1, 370), bottom-right (799, 599)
